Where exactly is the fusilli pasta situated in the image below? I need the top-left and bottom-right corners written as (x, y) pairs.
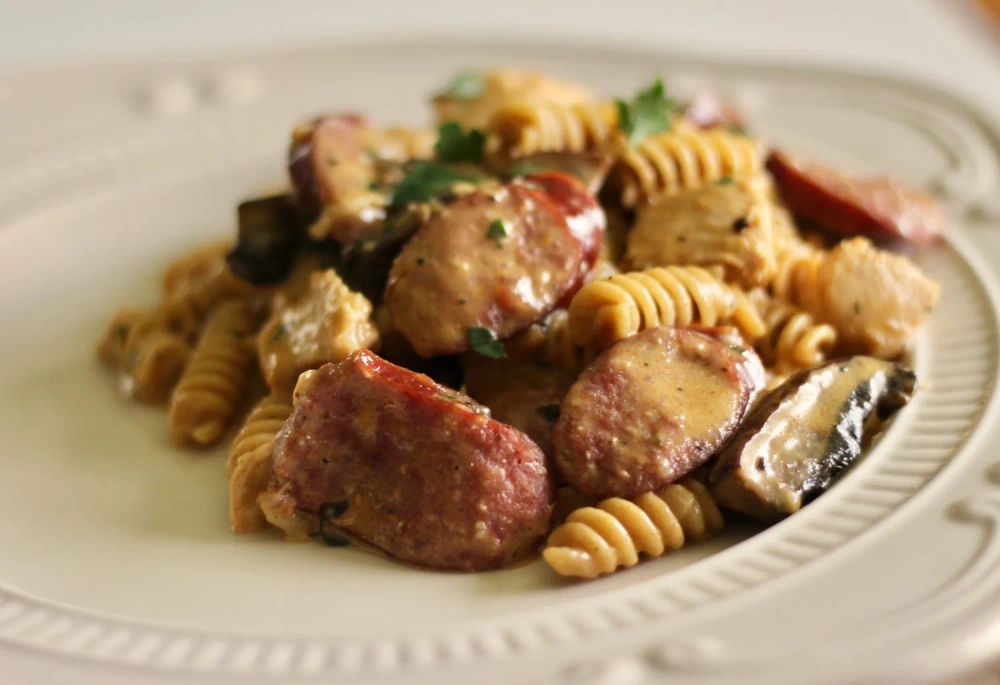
top-left (488, 100), bottom-right (617, 156)
top-left (228, 393), bottom-right (293, 533)
top-left (168, 300), bottom-right (258, 447)
top-left (611, 125), bottom-right (762, 207)
top-left (160, 244), bottom-right (258, 342)
top-left (567, 265), bottom-right (765, 360)
top-left (754, 294), bottom-right (837, 373)
top-left (543, 479), bottom-right (724, 579)
top-left (433, 69), bottom-right (595, 130)
top-left (98, 308), bottom-right (191, 403)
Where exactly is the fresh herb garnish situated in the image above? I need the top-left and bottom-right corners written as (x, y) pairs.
top-left (467, 326), bottom-right (507, 359)
top-left (438, 391), bottom-right (460, 402)
top-left (311, 501), bottom-right (351, 548)
top-left (434, 121), bottom-right (486, 163)
top-left (487, 219), bottom-right (507, 244)
top-left (615, 78), bottom-right (676, 146)
top-left (115, 325), bottom-right (129, 344)
top-left (439, 71), bottom-right (485, 100)
top-left (730, 344), bottom-right (748, 354)
top-left (652, 435), bottom-right (664, 446)
top-left (716, 176), bottom-right (734, 186)
top-left (536, 404), bottom-right (561, 422)
top-left (390, 161), bottom-right (476, 210)
top-left (729, 124), bottom-right (749, 136)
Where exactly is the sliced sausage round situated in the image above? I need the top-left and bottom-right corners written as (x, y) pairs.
top-left (269, 350), bottom-right (554, 571)
top-left (288, 113), bottom-right (370, 210)
top-left (524, 171), bottom-right (605, 270)
top-left (766, 150), bottom-right (943, 244)
top-left (552, 325), bottom-right (764, 499)
top-left (384, 173), bottom-right (603, 357)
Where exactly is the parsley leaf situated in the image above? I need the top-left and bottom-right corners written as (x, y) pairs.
top-left (487, 219), bottom-right (507, 244)
top-left (439, 71), bottom-right (485, 100)
top-left (434, 121), bottom-right (486, 163)
top-left (467, 326), bottom-right (507, 359)
top-left (715, 176), bottom-right (734, 186)
top-left (390, 161), bottom-right (476, 209)
top-left (311, 501), bottom-right (350, 548)
top-left (536, 404), bottom-right (561, 422)
top-left (615, 78), bottom-right (676, 146)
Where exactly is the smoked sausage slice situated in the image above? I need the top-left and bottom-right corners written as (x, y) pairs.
top-left (553, 326), bottom-right (764, 498)
top-left (766, 150), bottom-right (943, 244)
top-left (384, 173), bottom-right (604, 357)
top-left (269, 350), bottom-right (554, 571)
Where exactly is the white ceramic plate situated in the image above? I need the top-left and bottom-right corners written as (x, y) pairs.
top-left (2, 41), bottom-right (1000, 685)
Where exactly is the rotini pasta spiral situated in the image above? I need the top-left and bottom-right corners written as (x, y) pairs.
top-left (567, 265), bottom-right (765, 360)
top-left (768, 244), bottom-right (826, 314)
top-left (433, 69), bottom-right (595, 129)
top-left (168, 300), bottom-right (258, 447)
top-left (488, 100), bottom-right (617, 156)
top-left (754, 295), bottom-right (837, 373)
top-left (543, 479), bottom-right (724, 579)
top-left (98, 308), bottom-right (191, 403)
top-left (160, 243), bottom-right (258, 342)
top-left (611, 125), bottom-right (762, 207)
top-left (228, 393), bottom-right (293, 532)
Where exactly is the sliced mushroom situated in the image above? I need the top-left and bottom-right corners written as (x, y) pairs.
top-left (709, 356), bottom-right (915, 521)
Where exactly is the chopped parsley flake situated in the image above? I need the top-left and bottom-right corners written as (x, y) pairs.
top-left (536, 404), bottom-right (561, 422)
top-left (729, 124), bottom-right (749, 136)
top-left (467, 326), bottom-right (507, 359)
top-left (438, 71), bottom-right (485, 100)
top-left (312, 501), bottom-right (350, 548)
top-left (716, 176), bottom-right (734, 186)
top-left (115, 325), bottom-right (129, 344)
top-left (390, 161), bottom-right (476, 210)
top-left (434, 121), bottom-right (486, 163)
top-left (615, 78), bottom-right (676, 146)
top-left (487, 219), bottom-right (507, 244)
top-left (730, 344), bottom-right (748, 354)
